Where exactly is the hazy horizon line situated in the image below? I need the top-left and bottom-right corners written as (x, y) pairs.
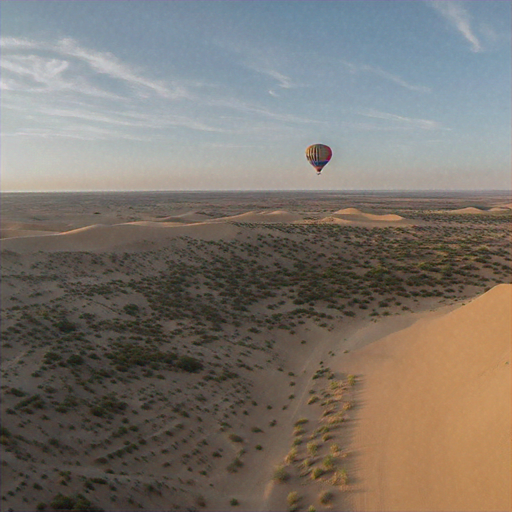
top-left (1, 189), bottom-right (511, 195)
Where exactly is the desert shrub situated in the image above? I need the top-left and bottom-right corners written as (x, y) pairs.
top-left (177, 356), bottom-right (203, 373)
top-left (285, 447), bottom-right (298, 464)
top-left (307, 442), bottom-right (319, 455)
top-left (332, 468), bottom-right (348, 485)
top-left (287, 491), bottom-right (300, 511)
top-left (330, 443), bottom-right (341, 455)
top-left (311, 467), bottom-right (324, 480)
top-left (229, 434), bottom-right (243, 443)
top-left (319, 491), bottom-right (334, 504)
top-left (273, 465), bottom-right (289, 482)
top-left (67, 354), bottom-right (84, 366)
top-left (227, 458), bottom-right (244, 473)
top-left (90, 394), bottom-right (127, 418)
top-left (15, 393), bottom-right (45, 412)
top-left (123, 304), bottom-right (140, 316)
top-left (43, 351), bottom-right (62, 364)
top-left (50, 492), bottom-right (104, 511)
top-left (54, 319), bottom-right (77, 333)
top-left (323, 454), bottom-right (335, 470)
top-left (7, 387), bottom-right (26, 397)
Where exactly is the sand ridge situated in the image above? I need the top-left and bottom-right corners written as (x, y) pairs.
top-left (0, 221), bottom-right (243, 253)
top-left (210, 210), bottom-right (304, 224)
top-left (337, 284), bottom-right (512, 511)
top-left (331, 208), bottom-right (405, 222)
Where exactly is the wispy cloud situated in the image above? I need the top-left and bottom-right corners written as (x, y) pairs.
top-left (358, 109), bottom-right (449, 131)
top-left (212, 37), bottom-right (300, 97)
top-left (428, 1), bottom-right (482, 52)
top-left (2, 125), bottom-right (153, 142)
top-left (342, 60), bottom-right (431, 93)
top-left (1, 35), bottom-right (322, 142)
top-left (1, 36), bottom-right (180, 98)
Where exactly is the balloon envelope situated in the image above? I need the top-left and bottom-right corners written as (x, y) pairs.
top-left (306, 144), bottom-right (332, 174)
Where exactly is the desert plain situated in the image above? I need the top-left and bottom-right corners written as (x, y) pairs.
top-left (1, 190), bottom-right (511, 512)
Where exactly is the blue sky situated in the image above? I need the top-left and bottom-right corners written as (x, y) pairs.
top-left (1, 0), bottom-right (510, 192)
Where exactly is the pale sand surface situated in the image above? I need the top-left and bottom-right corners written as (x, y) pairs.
top-left (0, 221), bottom-right (243, 252)
top-left (336, 284), bottom-right (512, 512)
top-left (333, 208), bottom-right (404, 222)
top-left (210, 210), bottom-right (304, 224)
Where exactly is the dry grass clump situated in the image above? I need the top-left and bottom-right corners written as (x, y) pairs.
top-left (311, 466), bottom-right (325, 480)
top-left (331, 468), bottom-right (348, 486)
top-left (330, 443), bottom-right (341, 455)
top-left (287, 491), bottom-right (301, 511)
top-left (285, 447), bottom-right (298, 464)
top-left (322, 454), bottom-right (336, 470)
top-left (307, 441), bottom-right (319, 455)
top-left (319, 490), bottom-right (334, 504)
top-left (273, 465), bottom-right (290, 482)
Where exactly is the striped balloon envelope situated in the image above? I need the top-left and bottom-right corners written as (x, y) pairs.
top-left (305, 144), bottom-right (332, 175)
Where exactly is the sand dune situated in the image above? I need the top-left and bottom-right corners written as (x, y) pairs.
top-left (0, 221), bottom-right (241, 253)
top-left (310, 216), bottom-right (352, 225)
top-left (150, 212), bottom-right (213, 223)
top-left (326, 208), bottom-right (405, 223)
top-left (443, 207), bottom-right (492, 214)
top-left (0, 221), bottom-right (71, 239)
top-left (1, 229), bottom-right (61, 239)
top-left (212, 210), bottom-right (303, 223)
top-left (339, 284), bottom-right (511, 511)
top-left (334, 208), bottom-right (365, 215)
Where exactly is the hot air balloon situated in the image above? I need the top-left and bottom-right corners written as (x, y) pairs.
top-left (306, 144), bottom-right (332, 175)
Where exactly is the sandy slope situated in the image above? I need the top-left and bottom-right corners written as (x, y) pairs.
top-left (332, 208), bottom-right (405, 222)
top-left (211, 210), bottom-right (304, 223)
top-left (0, 221), bottom-right (242, 253)
top-left (446, 207), bottom-right (488, 214)
top-left (337, 284), bottom-right (511, 511)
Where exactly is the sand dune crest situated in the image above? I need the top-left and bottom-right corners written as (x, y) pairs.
top-left (212, 210), bottom-right (303, 223)
top-left (331, 208), bottom-right (405, 223)
top-left (0, 221), bottom-right (241, 253)
top-left (341, 284), bottom-right (511, 511)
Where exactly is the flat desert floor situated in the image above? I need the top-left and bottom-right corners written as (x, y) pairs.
top-left (1, 190), bottom-right (511, 512)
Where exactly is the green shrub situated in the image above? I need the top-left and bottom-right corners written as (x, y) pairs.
top-left (273, 465), bottom-right (289, 482)
top-left (319, 490), bottom-right (334, 504)
top-left (311, 467), bottom-right (324, 480)
top-left (177, 356), bottom-right (203, 373)
top-left (54, 319), bottom-right (77, 333)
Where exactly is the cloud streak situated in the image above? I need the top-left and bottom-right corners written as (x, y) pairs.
top-left (342, 60), bottom-right (431, 93)
top-left (358, 109), bottom-right (449, 131)
top-left (1, 37), bottom-right (180, 98)
top-left (429, 1), bottom-right (482, 52)
top-left (1, 36), bottom-right (322, 142)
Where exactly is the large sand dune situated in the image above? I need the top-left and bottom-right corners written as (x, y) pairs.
top-left (445, 207), bottom-right (488, 214)
top-left (338, 284), bottom-right (511, 511)
top-left (211, 210), bottom-right (303, 223)
top-left (0, 221), bottom-right (242, 253)
top-left (332, 208), bottom-right (405, 223)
